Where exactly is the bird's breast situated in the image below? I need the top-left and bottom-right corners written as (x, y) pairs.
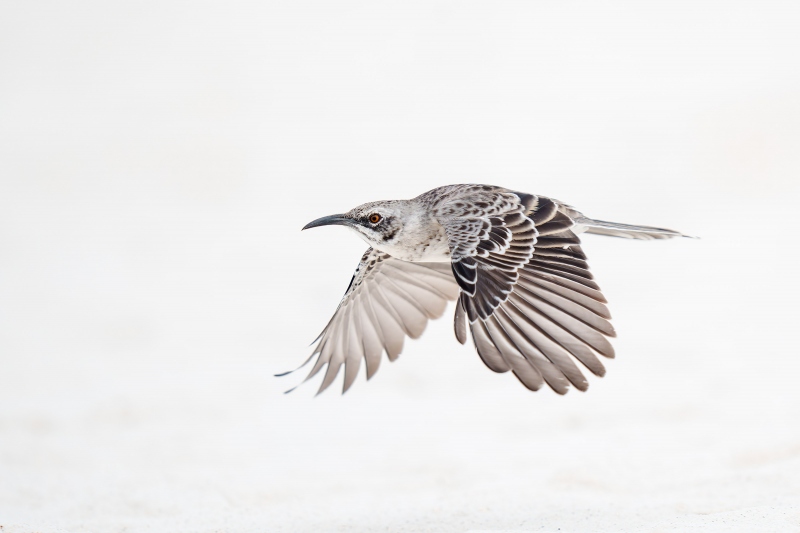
top-left (375, 224), bottom-right (452, 263)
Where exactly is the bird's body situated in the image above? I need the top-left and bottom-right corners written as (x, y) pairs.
top-left (281, 184), bottom-right (690, 395)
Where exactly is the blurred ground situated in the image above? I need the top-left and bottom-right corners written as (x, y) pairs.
top-left (2, 1), bottom-right (800, 532)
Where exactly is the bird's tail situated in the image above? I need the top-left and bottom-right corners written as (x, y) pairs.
top-left (576, 217), bottom-right (696, 240)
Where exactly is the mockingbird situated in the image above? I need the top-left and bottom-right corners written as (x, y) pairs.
top-left (279, 184), bottom-right (690, 395)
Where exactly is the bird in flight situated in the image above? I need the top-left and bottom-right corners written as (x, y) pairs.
top-left (279, 184), bottom-right (690, 395)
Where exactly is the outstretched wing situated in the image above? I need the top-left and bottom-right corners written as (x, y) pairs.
top-left (281, 248), bottom-right (459, 395)
top-left (443, 190), bottom-right (617, 394)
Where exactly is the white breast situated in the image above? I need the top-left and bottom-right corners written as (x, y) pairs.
top-left (370, 222), bottom-right (452, 263)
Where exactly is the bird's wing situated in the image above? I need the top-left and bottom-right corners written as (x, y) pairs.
top-left (281, 248), bottom-right (460, 395)
top-left (441, 187), bottom-right (537, 322)
top-left (443, 190), bottom-right (616, 394)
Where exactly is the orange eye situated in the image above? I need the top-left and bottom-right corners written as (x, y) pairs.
top-left (368, 213), bottom-right (382, 224)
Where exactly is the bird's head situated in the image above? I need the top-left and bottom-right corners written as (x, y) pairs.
top-left (302, 200), bottom-right (409, 249)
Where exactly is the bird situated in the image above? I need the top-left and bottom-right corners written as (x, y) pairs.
top-left (278, 184), bottom-right (691, 395)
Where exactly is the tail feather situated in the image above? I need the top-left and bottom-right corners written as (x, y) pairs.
top-left (577, 218), bottom-right (695, 240)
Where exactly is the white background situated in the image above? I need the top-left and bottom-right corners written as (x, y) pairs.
top-left (2, 1), bottom-right (800, 531)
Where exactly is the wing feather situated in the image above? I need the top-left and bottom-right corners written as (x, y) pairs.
top-left (280, 248), bottom-right (459, 394)
top-left (500, 301), bottom-right (589, 390)
top-left (470, 317), bottom-right (513, 374)
top-left (485, 314), bottom-right (568, 393)
top-left (376, 281), bottom-right (429, 338)
top-left (364, 283), bottom-right (405, 361)
top-left (517, 272), bottom-right (610, 317)
top-left (384, 275), bottom-right (448, 319)
top-left (341, 308), bottom-right (363, 394)
top-left (354, 294), bottom-right (383, 380)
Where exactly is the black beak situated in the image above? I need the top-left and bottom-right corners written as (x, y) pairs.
top-left (302, 214), bottom-right (352, 231)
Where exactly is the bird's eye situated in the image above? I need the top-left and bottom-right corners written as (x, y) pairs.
top-left (368, 213), bottom-right (382, 224)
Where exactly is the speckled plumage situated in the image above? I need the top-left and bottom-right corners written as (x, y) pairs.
top-left (281, 184), bottom-right (690, 395)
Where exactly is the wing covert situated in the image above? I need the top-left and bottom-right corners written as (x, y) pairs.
top-left (439, 187), bottom-right (537, 322)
